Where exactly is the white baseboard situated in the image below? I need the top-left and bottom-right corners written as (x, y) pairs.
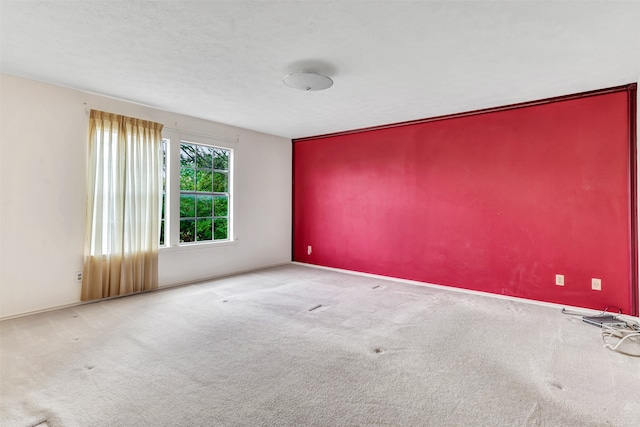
top-left (156, 262), bottom-right (292, 290)
top-left (0, 301), bottom-right (85, 321)
top-left (0, 262), bottom-right (292, 322)
top-left (4, 261), bottom-right (636, 323)
top-left (291, 261), bottom-right (640, 321)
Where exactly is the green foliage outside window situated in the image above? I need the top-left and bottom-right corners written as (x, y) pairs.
top-left (179, 142), bottom-right (230, 243)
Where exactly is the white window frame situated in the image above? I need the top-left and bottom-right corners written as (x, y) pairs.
top-left (160, 130), bottom-right (235, 250)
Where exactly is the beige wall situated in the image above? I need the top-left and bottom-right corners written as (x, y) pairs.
top-left (0, 74), bottom-right (292, 318)
top-left (1, 74), bottom-right (638, 317)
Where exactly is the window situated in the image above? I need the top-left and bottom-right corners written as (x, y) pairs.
top-left (160, 139), bottom-right (167, 246)
top-left (179, 142), bottom-right (230, 243)
top-left (159, 136), bottom-right (232, 247)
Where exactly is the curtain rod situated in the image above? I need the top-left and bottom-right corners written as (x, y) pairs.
top-left (82, 104), bottom-right (239, 144)
top-left (163, 127), bottom-right (239, 144)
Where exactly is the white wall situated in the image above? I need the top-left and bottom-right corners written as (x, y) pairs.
top-left (0, 74), bottom-right (292, 318)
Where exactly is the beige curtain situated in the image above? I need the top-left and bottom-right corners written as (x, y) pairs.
top-left (82, 110), bottom-right (163, 301)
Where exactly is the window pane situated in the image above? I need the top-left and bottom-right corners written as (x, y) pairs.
top-left (196, 218), bottom-right (213, 241)
top-left (160, 139), bottom-right (167, 246)
top-left (214, 196), bottom-right (228, 217)
top-left (196, 170), bottom-right (213, 192)
top-left (180, 143), bottom-right (196, 168)
top-left (196, 195), bottom-right (213, 217)
top-left (177, 143), bottom-right (231, 246)
top-left (213, 171), bottom-right (228, 192)
top-left (180, 219), bottom-right (196, 243)
top-left (214, 218), bottom-right (228, 240)
top-left (196, 145), bottom-right (213, 169)
top-left (180, 168), bottom-right (195, 191)
top-left (180, 194), bottom-right (195, 217)
top-left (162, 140), bottom-right (167, 191)
top-left (214, 149), bottom-right (229, 170)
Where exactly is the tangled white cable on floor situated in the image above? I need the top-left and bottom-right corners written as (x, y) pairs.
top-left (562, 307), bottom-right (640, 357)
top-left (600, 324), bottom-right (640, 357)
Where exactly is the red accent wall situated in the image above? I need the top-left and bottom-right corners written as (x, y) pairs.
top-left (293, 87), bottom-right (638, 315)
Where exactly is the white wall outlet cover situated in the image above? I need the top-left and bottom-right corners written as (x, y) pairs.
top-left (307, 246), bottom-right (312, 255)
top-left (592, 278), bottom-right (602, 291)
top-left (555, 274), bottom-right (564, 286)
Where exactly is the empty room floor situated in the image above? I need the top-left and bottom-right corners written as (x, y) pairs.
top-left (1, 264), bottom-right (639, 426)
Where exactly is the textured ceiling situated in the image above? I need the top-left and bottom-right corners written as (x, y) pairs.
top-left (1, 1), bottom-right (639, 139)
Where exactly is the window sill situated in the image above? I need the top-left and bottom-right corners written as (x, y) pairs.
top-left (159, 239), bottom-right (237, 253)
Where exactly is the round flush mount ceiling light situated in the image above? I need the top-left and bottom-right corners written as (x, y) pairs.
top-left (283, 71), bottom-right (333, 91)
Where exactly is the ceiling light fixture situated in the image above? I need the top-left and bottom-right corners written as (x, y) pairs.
top-left (283, 71), bottom-right (333, 91)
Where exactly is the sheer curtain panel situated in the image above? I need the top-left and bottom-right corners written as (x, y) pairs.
top-left (82, 110), bottom-right (163, 301)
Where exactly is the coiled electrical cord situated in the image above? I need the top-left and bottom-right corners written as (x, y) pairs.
top-left (562, 306), bottom-right (640, 357)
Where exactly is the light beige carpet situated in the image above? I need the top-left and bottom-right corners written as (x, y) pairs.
top-left (1, 264), bottom-right (639, 426)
